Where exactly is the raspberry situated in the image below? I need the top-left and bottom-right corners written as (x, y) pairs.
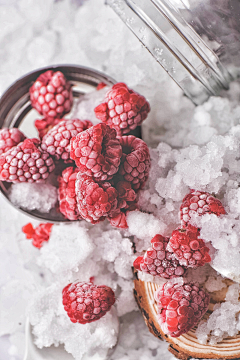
top-left (0, 138), bottom-right (55, 183)
top-left (62, 281), bottom-right (115, 324)
top-left (22, 222), bottom-right (53, 248)
top-left (41, 119), bottom-right (93, 163)
top-left (167, 225), bottom-right (211, 268)
top-left (58, 166), bottom-right (82, 221)
top-left (75, 173), bottom-right (118, 224)
top-left (30, 70), bottom-right (73, 118)
top-left (35, 117), bottom-right (62, 139)
top-left (180, 190), bottom-right (226, 226)
top-left (154, 280), bottom-right (209, 337)
top-left (94, 82), bottom-right (150, 136)
top-left (118, 135), bottom-right (151, 191)
top-left (70, 123), bottom-right (122, 182)
top-left (0, 128), bottom-right (26, 155)
top-left (133, 234), bottom-right (187, 279)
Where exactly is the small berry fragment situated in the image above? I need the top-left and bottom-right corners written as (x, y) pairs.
top-left (29, 70), bottom-right (73, 118)
top-left (94, 82), bottom-right (150, 136)
top-left (180, 190), bottom-right (226, 226)
top-left (155, 280), bottom-right (209, 337)
top-left (22, 222), bottom-right (53, 248)
top-left (0, 128), bottom-right (26, 155)
top-left (62, 281), bottom-right (115, 324)
top-left (133, 234), bottom-right (187, 279)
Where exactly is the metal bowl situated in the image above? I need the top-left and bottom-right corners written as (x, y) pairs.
top-left (0, 65), bottom-right (116, 222)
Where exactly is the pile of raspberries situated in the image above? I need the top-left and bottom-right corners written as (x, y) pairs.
top-left (134, 189), bottom-right (226, 337)
top-left (0, 70), bottom-right (151, 229)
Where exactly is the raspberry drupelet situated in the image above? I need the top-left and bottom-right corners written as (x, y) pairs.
top-left (180, 189), bottom-right (226, 226)
top-left (70, 123), bottom-right (122, 182)
top-left (29, 70), bottom-right (73, 118)
top-left (0, 128), bottom-right (26, 155)
top-left (155, 280), bottom-right (209, 337)
top-left (22, 222), bottom-right (53, 249)
top-left (62, 281), bottom-right (115, 324)
top-left (0, 138), bottom-right (55, 183)
top-left (94, 82), bottom-right (150, 136)
top-left (133, 234), bottom-right (187, 279)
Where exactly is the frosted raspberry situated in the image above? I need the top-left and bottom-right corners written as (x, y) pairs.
top-left (154, 280), bottom-right (209, 337)
top-left (70, 123), bottom-right (122, 182)
top-left (180, 189), bottom-right (226, 226)
top-left (0, 128), bottom-right (26, 155)
top-left (118, 135), bottom-right (150, 191)
top-left (41, 119), bottom-right (93, 163)
top-left (29, 70), bottom-right (73, 118)
top-left (94, 82), bottom-right (150, 136)
top-left (75, 173), bottom-right (118, 224)
top-left (167, 225), bottom-right (211, 268)
top-left (22, 222), bottom-right (53, 249)
top-left (62, 281), bottom-right (115, 324)
top-left (35, 117), bottom-right (62, 139)
top-left (58, 166), bottom-right (82, 221)
top-left (0, 138), bottom-right (55, 183)
top-left (133, 234), bottom-right (187, 279)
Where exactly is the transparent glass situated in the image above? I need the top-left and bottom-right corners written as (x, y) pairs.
top-left (106, 0), bottom-right (240, 105)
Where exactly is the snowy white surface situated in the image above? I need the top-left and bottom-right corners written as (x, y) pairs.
top-left (1, 0), bottom-right (240, 360)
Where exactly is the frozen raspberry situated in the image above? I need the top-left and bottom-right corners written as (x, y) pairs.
top-left (118, 135), bottom-right (150, 191)
top-left (154, 280), bottom-right (209, 337)
top-left (75, 173), bottom-right (118, 224)
top-left (0, 128), bottom-right (26, 155)
top-left (167, 225), bottom-right (211, 268)
top-left (0, 138), bottom-right (55, 183)
top-left (180, 189), bottom-right (226, 226)
top-left (58, 166), bottom-right (82, 221)
top-left (70, 123), bottom-right (122, 181)
top-left (22, 222), bottom-right (53, 249)
top-left (62, 281), bottom-right (115, 324)
top-left (35, 117), bottom-right (62, 139)
top-left (29, 70), bottom-right (73, 118)
top-left (41, 119), bottom-right (93, 163)
top-left (94, 82), bottom-right (150, 136)
top-left (133, 234), bottom-right (187, 279)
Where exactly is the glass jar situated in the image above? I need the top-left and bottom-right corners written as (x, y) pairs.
top-left (106, 0), bottom-right (240, 105)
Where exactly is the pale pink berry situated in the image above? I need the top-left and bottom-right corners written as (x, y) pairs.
top-left (0, 128), bottom-right (26, 155)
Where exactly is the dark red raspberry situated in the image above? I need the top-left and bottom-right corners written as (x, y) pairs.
top-left (94, 82), bottom-right (150, 136)
top-left (75, 173), bottom-right (118, 224)
top-left (133, 234), bottom-right (187, 279)
top-left (30, 70), bottom-right (73, 118)
top-left (180, 190), bottom-right (226, 226)
top-left (41, 119), bottom-right (93, 163)
top-left (0, 128), bottom-right (26, 155)
top-left (0, 138), bottom-right (55, 183)
top-left (22, 222), bottom-right (53, 249)
top-left (62, 281), bottom-right (115, 324)
top-left (70, 123), bottom-right (122, 182)
top-left (167, 225), bottom-right (211, 268)
top-left (118, 135), bottom-right (150, 191)
top-left (58, 166), bottom-right (82, 221)
top-left (154, 280), bottom-right (209, 337)
top-left (35, 117), bottom-right (62, 139)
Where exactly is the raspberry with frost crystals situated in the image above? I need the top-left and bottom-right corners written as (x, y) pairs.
top-left (0, 128), bottom-right (26, 155)
top-left (62, 281), bottom-right (115, 324)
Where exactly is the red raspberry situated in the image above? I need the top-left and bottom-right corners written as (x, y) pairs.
top-left (41, 119), bottom-right (93, 163)
top-left (58, 166), bottom-right (82, 221)
top-left (133, 234), bottom-right (187, 279)
top-left (0, 128), bottom-right (26, 155)
top-left (35, 117), bottom-right (62, 139)
top-left (75, 173), bottom-right (118, 224)
top-left (154, 280), bottom-right (209, 337)
top-left (62, 281), bottom-right (115, 324)
top-left (30, 70), bottom-right (73, 118)
top-left (0, 138), bottom-right (55, 183)
top-left (94, 82), bottom-right (150, 136)
top-left (118, 135), bottom-right (151, 191)
top-left (180, 190), bottom-right (226, 226)
top-left (167, 225), bottom-right (211, 268)
top-left (70, 123), bottom-right (122, 182)
top-left (22, 222), bottom-right (53, 249)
